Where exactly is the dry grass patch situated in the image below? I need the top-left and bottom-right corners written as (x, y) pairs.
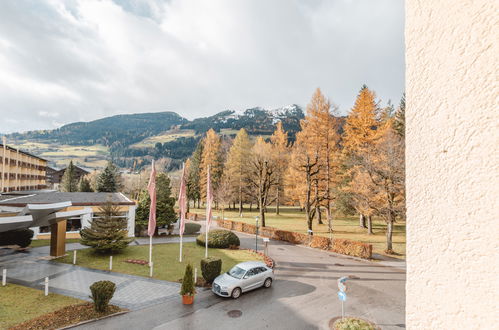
top-left (0, 284), bottom-right (82, 329)
top-left (9, 303), bottom-right (123, 330)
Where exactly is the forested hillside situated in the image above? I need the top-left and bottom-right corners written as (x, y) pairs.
top-left (7, 105), bottom-right (308, 170)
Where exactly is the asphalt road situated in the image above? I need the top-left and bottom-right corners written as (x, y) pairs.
top-left (76, 232), bottom-right (405, 330)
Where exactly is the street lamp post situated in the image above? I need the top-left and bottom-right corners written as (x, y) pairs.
top-left (255, 216), bottom-right (259, 251)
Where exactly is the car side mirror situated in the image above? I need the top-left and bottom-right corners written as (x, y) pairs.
top-left (243, 275), bottom-right (249, 279)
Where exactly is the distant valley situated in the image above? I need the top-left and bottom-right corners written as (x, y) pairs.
top-left (7, 105), bottom-right (307, 171)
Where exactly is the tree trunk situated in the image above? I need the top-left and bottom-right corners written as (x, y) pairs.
top-left (249, 201), bottom-right (253, 212)
top-left (275, 186), bottom-right (280, 215)
top-left (386, 219), bottom-right (394, 253)
top-left (238, 184), bottom-right (243, 217)
top-left (314, 179), bottom-right (323, 224)
top-left (258, 194), bottom-right (266, 227)
top-left (326, 207), bottom-right (333, 238)
top-left (359, 214), bottom-right (367, 228)
top-left (367, 216), bottom-right (373, 234)
top-left (316, 205), bottom-right (322, 224)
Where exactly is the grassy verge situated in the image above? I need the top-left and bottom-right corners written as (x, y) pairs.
top-left (192, 206), bottom-right (406, 259)
top-left (30, 238), bottom-right (81, 248)
top-left (0, 284), bottom-right (83, 329)
top-left (55, 242), bottom-right (264, 282)
top-left (333, 317), bottom-right (376, 330)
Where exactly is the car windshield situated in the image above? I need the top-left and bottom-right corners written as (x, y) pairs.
top-left (227, 266), bottom-right (246, 279)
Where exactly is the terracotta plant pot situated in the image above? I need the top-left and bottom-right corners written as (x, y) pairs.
top-left (182, 295), bottom-right (194, 305)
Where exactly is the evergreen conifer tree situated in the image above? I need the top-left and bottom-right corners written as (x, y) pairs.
top-left (61, 161), bottom-right (78, 192)
top-left (78, 177), bottom-right (93, 192)
top-left (80, 197), bottom-right (133, 253)
top-left (96, 162), bottom-right (120, 192)
top-left (187, 141), bottom-right (203, 207)
top-left (135, 173), bottom-right (177, 234)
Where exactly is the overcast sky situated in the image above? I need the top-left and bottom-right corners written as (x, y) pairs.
top-left (0, 0), bottom-right (404, 133)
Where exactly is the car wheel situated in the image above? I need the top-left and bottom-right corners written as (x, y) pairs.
top-left (231, 287), bottom-right (242, 299)
top-left (264, 278), bottom-right (272, 288)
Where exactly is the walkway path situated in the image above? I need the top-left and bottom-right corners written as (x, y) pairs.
top-left (0, 236), bottom-right (196, 311)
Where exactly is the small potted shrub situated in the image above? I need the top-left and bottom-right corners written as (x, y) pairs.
top-left (180, 264), bottom-right (196, 304)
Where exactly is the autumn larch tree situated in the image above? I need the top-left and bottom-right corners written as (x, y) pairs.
top-left (351, 124), bottom-right (405, 253)
top-left (200, 129), bottom-right (223, 203)
top-left (225, 128), bottom-right (252, 216)
top-left (270, 122), bottom-right (289, 215)
top-left (247, 137), bottom-right (277, 227)
top-left (341, 85), bottom-right (381, 230)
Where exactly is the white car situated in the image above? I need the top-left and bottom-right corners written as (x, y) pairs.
top-left (212, 261), bottom-right (274, 299)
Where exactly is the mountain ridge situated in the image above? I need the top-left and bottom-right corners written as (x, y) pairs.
top-left (6, 105), bottom-right (307, 170)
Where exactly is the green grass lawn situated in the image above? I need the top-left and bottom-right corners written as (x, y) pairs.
top-left (192, 206), bottom-right (406, 259)
top-left (55, 242), bottom-right (264, 282)
top-left (0, 283), bottom-right (83, 329)
top-left (30, 238), bottom-right (81, 248)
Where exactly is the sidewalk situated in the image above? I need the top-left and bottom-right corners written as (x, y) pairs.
top-left (0, 235), bottom-right (197, 311)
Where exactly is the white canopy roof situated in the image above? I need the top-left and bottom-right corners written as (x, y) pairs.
top-left (0, 202), bottom-right (90, 233)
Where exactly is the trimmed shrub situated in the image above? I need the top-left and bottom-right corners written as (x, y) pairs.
top-left (215, 218), bottom-right (372, 259)
top-left (310, 235), bottom-right (331, 250)
top-left (183, 223), bottom-right (201, 235)
top-left (330, 238), bottom-right (372, 259)
top-left (0, 228), bottom-right (34, 248)
top-left (90, 280), bottom-right (116, 313)
top-left (196, 229), bottom-right (240, 249)
top-left (180, 264), bottom-right (196, 296)
top-left (200, 257), bottom-right (222, 283)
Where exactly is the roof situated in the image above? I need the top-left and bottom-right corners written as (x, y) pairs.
top-left (0, 192), bottom-right (135, 207)
top-left (0, 144), bottom-right (47, 162)
top-left (236, 261), bottom-right (267, 270)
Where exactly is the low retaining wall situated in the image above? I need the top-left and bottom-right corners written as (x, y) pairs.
top-left (217, 219), bottom-right (372, 259)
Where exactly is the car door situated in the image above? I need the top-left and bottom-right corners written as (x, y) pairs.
top-left (254, 267), bottom-right (267, 287)
top-left (241, 268), bottom-right (260, 291)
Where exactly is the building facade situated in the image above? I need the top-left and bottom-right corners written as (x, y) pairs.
top-left (46, 165), bottom-right (90, 189)
top-left (1, 140), bottom-right (47, 193)
top-left (406, 0), bottom-right (497, 328)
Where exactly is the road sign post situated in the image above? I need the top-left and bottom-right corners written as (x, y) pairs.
top-left (337, 276), bottom-right (348, 319)
top-left (337, 291), bottom-right (347, 319)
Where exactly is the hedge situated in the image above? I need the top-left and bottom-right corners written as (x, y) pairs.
top-left (0, 228), bottom-right (34, 248)
top-left (216, 219), bottom-right (372, 259)
top-left (196, 229), bottom-right (240, 249)
top-left (183, 223), bottom-right (201, 235)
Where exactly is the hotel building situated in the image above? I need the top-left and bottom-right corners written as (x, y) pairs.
top-left (1, 138), bottom-right (48, 192)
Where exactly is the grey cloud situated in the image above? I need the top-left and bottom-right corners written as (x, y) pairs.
top-left (0, 0), bottom-right (404, 133)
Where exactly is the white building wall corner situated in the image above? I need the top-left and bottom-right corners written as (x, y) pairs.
top-left (406, 0), bottom-right (498, 328)
top-left (127, 205), bottom-right (136, 237)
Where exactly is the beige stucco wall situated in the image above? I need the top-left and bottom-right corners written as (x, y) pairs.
top-left (406, 1), bottom-right (498, 328)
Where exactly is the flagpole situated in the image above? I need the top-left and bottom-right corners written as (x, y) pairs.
top-left (179, 233), bottom-right (183, 262)
top-left (149, 235), bottom-right (152, 267)
top-left (205, 165), bottom-right (210, 258)
top-left (178, 162), bottom-right (186, 262)
top-left (147, 160), bottom-right (157, 268)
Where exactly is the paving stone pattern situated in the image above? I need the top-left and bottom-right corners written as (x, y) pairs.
top-left (1, 251), bottom-right (181, 310)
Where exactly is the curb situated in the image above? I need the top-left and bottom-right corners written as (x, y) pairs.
top-left (57, 310), bottom-right (129, 330)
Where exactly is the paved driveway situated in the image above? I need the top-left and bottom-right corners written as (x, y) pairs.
top-left (75, 232), bottom-right (405, 330)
